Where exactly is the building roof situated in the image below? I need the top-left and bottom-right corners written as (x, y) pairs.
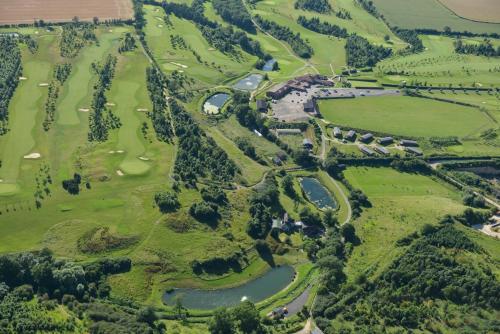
top-left (360, 133), bottom-right (374, 141)
top-left (405, 147), bottom-right (423, 155)
top-left (346, 130), bottom-right (356, 138)
top-left (303, 138), bottom-right (313, 146)
top-left (374, 145), bottom-right (390, 155)
top-left (359, 145), bottom-right (375, 155)
top-left (400, 139), bottom-right (418, 146)
top-left (378, 136), bottom-right (393, 144)
top-left (333, 127), bottom-right (341, 135)
top-left (256, 99), bottom-right (267, 109)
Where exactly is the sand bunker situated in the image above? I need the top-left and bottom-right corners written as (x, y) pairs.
top-left (106, 102), bottom-right (115, 106)
top-left (39, 83), bottom-right (49, 87)
top-left (24, 152), bottom-right (41, 159)
top-left (138, 156), bottom-right (150, 161)
top-left (158, 24), bottom-right (163, 28)
top-left (19, 76), bottom-right (27, 80)
top-left (170, 62), bottom-right (188, 69)
top-left (79, 108), bottom-right (90, 112)
top-left (108, 150), bottom-right (115, 154)
top-left (116, 150), bottom-right (124, 153)
top-left (116, 170), bottom-right (124, 176)
top-left (137, 108), bottom-right (148, 112)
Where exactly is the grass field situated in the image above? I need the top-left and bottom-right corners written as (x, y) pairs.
top-left (319, 95), bottom-right (493, 138)
top-left (372, 0), bottom-right (500, 34)
top-left (343, 167), bottom-right (465, 280)
top-left (376, 35), bottom-right (500, 87)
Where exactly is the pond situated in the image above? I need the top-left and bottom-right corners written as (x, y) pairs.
top-left (203, 93), bottom-right (230, 114)
top-left (262, 59), bottom-right (276, 71)
top-left (162, 265), bottom-right (295, 310)
top-left (300, 177), bottom-right (337, 210)
top-left (233, 74), bottom-right (263, 91)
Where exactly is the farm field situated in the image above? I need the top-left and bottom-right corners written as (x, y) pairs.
top-left (371, 0), bottom-right (500, 34)
top-left (319, 95), bottom-right (493, 138)
top-left (342, 167), bottom-right (465, 279)
top-left (376, 35), bottom-right (500, 87)
top-left (438, 0), bottom-right (500, 23)
top-left (0, 0), bottom-right (133, 25)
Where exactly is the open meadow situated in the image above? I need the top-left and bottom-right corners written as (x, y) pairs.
top-left (319, 95), bottom-right (493, 138)
top-left (342, 167), bottom-right (465, 279)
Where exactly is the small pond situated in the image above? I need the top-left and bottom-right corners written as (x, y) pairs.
top-left (262, 59), bottom-right (276, 71)
top-left (300, 177), bottom-right (337, 210)
top-left (233, 74), bottom-right (263, 91)
top-left (203, 93), bottom-right (230, 114)
top-left (162, 265), bottom-right (295, 310)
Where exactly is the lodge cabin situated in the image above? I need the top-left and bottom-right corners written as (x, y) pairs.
top-left (256, 99), bottom-right (268, 113)
top-left (378, 136), bottom-right (394, 145)
top-left (345, 130), bottom-right (356, 141)
top-left (333, 127), bottom-right (342, 138)
top-left (303, 138), bottom-right (314, 149)
top-left (405, 147), bottom-right (423, 156)
top-left (360, 133), bottom-right (374, 143)
top-left (400, 139), bottom-right (419, 147)
top-left (374, 145), bottom-right (390, 155)
top-left (359, 145), bottom-right (375, 156)
top-left (303, 99), bottom-right (318, 114)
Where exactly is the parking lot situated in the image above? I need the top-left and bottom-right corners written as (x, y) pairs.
top-left (271, 87), bottom-right (401, 122)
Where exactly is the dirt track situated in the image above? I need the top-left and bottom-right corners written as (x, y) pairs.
top-left (0, 0), bottom-right (134, 25)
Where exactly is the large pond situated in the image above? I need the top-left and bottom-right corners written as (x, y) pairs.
top-left (262, 59), bottom-right (276, 71)
top-left (233, 74), bottom-right (263, 91)
top-left (162, 265), bottom-right (295, 310)
top-left (203, 93), bottom-right (230, 114)
top-left (300, 177), bottom-right (337, 210)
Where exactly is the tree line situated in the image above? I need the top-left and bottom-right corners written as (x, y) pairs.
top-left (454, 38), bottom-right (500, 57)
top-left (0, 37), bottom-right (21, 135)
top-left (43, 63), bottom-right (72, 131)
top-left (212, 0), bottom-right (255, 33)
top-left (254, 15), bottom-right (314, 58)
top-left (294, 0), bottom-right (331, 13)
top-left (88, 54), bottom-right (121, 142)
top-left (297, 16), bottom-right (348, 38)
top-left (145, 67), bottom-right (174, 142)
top-left (59, 21), bottom-right (96, 58)
top-left (170, 99), bottom-right (239, 185)
top-left (345, 34), bottom-right (392, 68)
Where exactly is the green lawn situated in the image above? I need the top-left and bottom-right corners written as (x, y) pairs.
top-left (372, 0), bottom-right (500, 34)
top-left (319, 95), bottom-right (493, 138)
top-left (343, 167), bottom-right (465, 280)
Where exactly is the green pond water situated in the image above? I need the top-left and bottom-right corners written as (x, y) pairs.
top-left (300, 177), bottom-right (337, 210)
top-left (162, 265), bottom-right (295, 310)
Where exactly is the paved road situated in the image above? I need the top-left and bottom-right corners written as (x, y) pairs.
top-left (285, 285), bottom-right (311, 318)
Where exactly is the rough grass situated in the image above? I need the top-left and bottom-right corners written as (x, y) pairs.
top-left (77, 226), bottom-right (139, 253)
top-left (319, 95), bottom-right (492, 138)
top-left (372, 0), bottom-right (500, 34)
top-left (343, 167), bottom-right (465, 280)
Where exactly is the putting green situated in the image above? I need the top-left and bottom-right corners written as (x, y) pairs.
top-left (57, 32), bottom-right (117, 126)
top-left (0, 45), bottom-right (51, 190)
